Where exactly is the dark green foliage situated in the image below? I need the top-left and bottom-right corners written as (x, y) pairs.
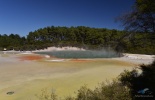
top-left (26, 26), bottom-right (123, 49)
top-left (74, 82), bottom-right (131, 100)
top-left (36, 81), bottom-right (131, 100)
top-left (0, 26), bottom-right (155, 54)
top-left (118, 60), bottom-right (155, 100)
top-left (22, 26), bottom-right (155, 54)
top-left (116, 0), bottom-right (155, 54)
top-left (0, 34), bottom-right (26, 50)
top-left (118, 0), bottom-right (155, 33)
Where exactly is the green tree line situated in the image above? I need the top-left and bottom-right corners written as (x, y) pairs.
top-left (0, 34), bottom-right (26, 51)
top-left (0, 26), bottom-right (155, 54)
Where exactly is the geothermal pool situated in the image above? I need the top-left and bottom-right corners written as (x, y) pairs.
top-left (35, 50), bottom-right (120, 58)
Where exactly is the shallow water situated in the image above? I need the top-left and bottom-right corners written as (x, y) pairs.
top-left (35, 50), bottom-right (120, 58)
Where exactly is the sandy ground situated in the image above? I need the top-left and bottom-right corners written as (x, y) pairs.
top-left (0, 52), bottom-right (154, 100)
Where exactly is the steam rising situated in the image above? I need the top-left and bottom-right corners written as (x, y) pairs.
top-left (36, 49), bottom-right (120, 58)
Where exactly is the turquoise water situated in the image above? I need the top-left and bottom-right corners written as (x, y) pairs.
top-left (35, 50), bottom-right (120, 58)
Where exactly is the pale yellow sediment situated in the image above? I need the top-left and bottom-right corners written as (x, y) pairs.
top-left (0, 55), bottom-right (136, 100)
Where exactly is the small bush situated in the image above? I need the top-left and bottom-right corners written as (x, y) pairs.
top-left (118, 60), bottom-right (155, 100)
top-left (73, 81), bottom-right (131, 100)
top-left (36, 88), bottom-right (58, 100)
top-left (36, 80), bottom-right (131, 100)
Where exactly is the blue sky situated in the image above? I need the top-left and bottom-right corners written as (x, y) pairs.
top-left (0, 0), bottom-right (134, 36)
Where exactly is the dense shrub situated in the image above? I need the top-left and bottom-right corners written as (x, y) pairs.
top-left (36, 80), bottom-right (131, 100)
top-left (118, 60), bottom-right (155, 100)
top-left (74, 81), bottom-right (131, 100)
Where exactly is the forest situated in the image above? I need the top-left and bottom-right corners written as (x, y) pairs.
top-left (0, 26), bottom-right (155, 54)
